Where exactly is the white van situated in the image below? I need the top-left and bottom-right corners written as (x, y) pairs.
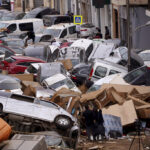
top-left (43, 23), bottom-right (77, 40)
top-left (0, 18), bottom-right (44, 34)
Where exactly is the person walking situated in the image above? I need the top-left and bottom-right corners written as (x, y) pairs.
top-left (83, 104), bottom-right (94, 140)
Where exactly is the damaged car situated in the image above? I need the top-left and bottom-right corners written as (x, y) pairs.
top-left (0, 91), bottom-right (79, 147)
top-left (42, 73), bottom-right (81, 93)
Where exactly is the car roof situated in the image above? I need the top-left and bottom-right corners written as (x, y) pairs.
top-left (0, 18), bottom-right (42, 24)
top-left (139, 50), bottom-right (150, 54)
top-left (94, 59), bottom-right (127, 71)
top-left (46, 23), bottom-right (75, 29)
top-left (29, 7), bottom-right (50, 14)
top-left (11, 56), bottom-right (45, 61)
top-left (71, 39), bottom-right (93, 50)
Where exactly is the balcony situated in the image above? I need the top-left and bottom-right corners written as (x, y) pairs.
top-left (112, 0), bottom-right (148, 5)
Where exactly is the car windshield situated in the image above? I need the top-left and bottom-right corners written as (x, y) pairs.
top-left (119, 48), bottom-right (128, 60)
top-left (0, 23), bottom-right (8, 29)
top-left (0, 79), bottom-right (21, 90)
top-left (124, 66), bottom-right (146, 83)
top-left (49, 78), bottom-right (75, 89)
top-left (139, 53), bottom-right (150, 61)
top-left (87, 85), bottom-right (101, 93)
top-left (5, 57), bottom-right (16, 63)
top-left (44, 29), bottom-right (61, 37)
top-left (1, 16), bottom-right (15, 21)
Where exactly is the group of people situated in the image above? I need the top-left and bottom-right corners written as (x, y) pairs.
top-left (96, 26), bottom-right (111, 39)
top-left (82, 105), bottom-right (105, 141)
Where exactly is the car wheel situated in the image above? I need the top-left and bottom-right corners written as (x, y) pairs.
top-left (54, 116), bottom-right (72, 130)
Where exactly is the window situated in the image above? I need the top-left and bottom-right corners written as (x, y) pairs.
top-left (17, 62), bottom-right (31, 66)
top-left (69, 26), bottom-right (76, 34)
top-left (124, 67), bottom-right (146, 83)
top-left (94, 66), bottom-right (107, 78)
top-left (5, 57), bottom-right (16, 63)
top-left (86, 44), bottom-right (93, 58)
top-left (60, 29), bottom-right (67, 38)
top-left (7, 24), bottom-right (17, 32)
top-left (109, 70), bottom-right (120, 75)
top-left (19, 23), bottom-right (33, 31)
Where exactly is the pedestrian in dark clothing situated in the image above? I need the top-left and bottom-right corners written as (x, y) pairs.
top-left (83, 105), bottom-right (94, 140)
top-left (25, 31), bottom-right (35, 46)
top-left (92, 107), bottom-right (105, 141)
top-left (95, 28), bottom-right (103, 39)
top-left (105, 26), bottom-right (110, 39)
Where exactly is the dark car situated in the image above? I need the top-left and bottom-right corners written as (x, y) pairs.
top-left (1, 12), bottom-right (26, 21)
top-left (43, 15), bottom-right (72, 27)
top-left (23, 7), bottom-right (59, 19)
top-left (123, 66), bottom-right (150, 86)
top-left (71, 63), bottom-right (92, 85)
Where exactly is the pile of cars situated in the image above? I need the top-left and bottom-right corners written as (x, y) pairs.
top-left (0, 6), bottom-right (149, 149)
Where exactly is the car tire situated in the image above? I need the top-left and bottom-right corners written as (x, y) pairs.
top-left (54, 116), bottom-right (72, 130)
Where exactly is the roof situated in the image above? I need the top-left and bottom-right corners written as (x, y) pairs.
top-left (46, 23), bottom-right (75, 30)
top-left (71, 39), bottom-right (93, 50)
top-left (0, 18), bottom-right (43, 24)
top-left (11, 56), bottom-right (45, 62)
top-left (94, 58), bottom-right (127, 71)
top-left (139, 50), bottom-right (150, 54)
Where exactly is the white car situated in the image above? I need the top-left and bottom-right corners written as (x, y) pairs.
top-left (0, 91), bottom-right (79, 141)
top-left (43, 23), bottom-right (77, 40)
top-left (87, 73), bottom-right (128, 93)
top-left (89, 59), bottom-right (127, 81)
top-left (80, 23), bottom-right (98, 38)
top-left (138, 50), bottom-right (150, 66)
top-left (42, 73), bottom-right (81, 93)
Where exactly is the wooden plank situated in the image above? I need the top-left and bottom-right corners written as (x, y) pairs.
top-left (128, 95), bottom-right (150, 106)
top-left (136, 104), bottom-right (150, 110)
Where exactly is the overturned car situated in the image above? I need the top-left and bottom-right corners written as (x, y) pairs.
top-left (0, 91), bottom-right (79, 147)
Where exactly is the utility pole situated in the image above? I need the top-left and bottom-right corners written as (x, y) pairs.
top-left (22, 0), bottom-right (25, 12)
top-left (76, 0), bottom-right (79, 15)
top-left (127, 0), bottom-right (131, 72)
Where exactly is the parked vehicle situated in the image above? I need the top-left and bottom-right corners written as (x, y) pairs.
top-left (43, 15), bottom-right (72, 27)
top-left (71, 39), bottom-right (94, 60)
top-left (107, 47), bottom-right (144, 70)
top-left (0, 91), bottom-right (79, 146)
top-left (0, 56), bottom-right (46, 74)
top-left (71, 63), bottom-right (92, 85)
top-left (89, 59), bottom-right (127, 81)
top-left (42, 73), bottom-right (81, 93)
top-left (23, 7), bottom-right (59, 19)
top-left (44, 23), bottom-right (77, 40)
top-left (80, 23), bottom-right (98, 38)
top-left (37, 62), bottom-right (68, 83)
top-left (1, 12), bottom-right (25, 21)
top-left (138, 50), bottom-right (150, 66)
top-left (88, 65), bottom-right (150, 92)
top-left (59, 46), bottom-right (86, 66)
top-left (23, 43), bottom-right (59, 62)
top-left (0, 18), bottom-right (44, 34)
top-left (87, 73), bottom-right (127, 93)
